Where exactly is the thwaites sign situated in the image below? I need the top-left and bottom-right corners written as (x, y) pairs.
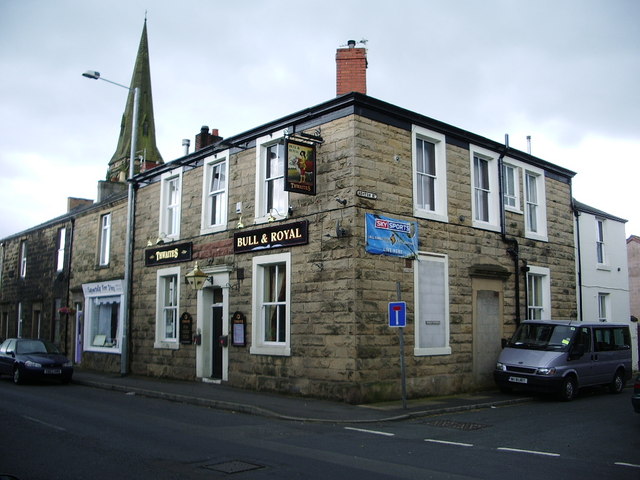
top-left (234, 220), bottom-right (309, 253)
top-left (145, 242), bottom-right (193, 267)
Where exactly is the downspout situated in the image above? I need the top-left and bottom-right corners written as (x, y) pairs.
top-left (64, 218), bottom-right (75, 356)
top-left (573, 200), bottom-right (584, 321)
top-left (497, 144), bottom-right (521, 326)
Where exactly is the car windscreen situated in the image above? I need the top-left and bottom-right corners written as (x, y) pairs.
top-left (16, 340), bottom-right (60, 355)
top-left (508, 324), bottom-right (574, 351)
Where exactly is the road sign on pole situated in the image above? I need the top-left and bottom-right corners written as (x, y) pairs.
top-left (388, 301), bottom-right (406, 328)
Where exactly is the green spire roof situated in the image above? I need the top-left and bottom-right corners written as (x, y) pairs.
top-left (108, 19), bottom-right (163, 181)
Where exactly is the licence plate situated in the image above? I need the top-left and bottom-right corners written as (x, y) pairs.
top-left (508, 376), bottom-right (527, 384)
top-left (44, 368), bottom-right (62, 375)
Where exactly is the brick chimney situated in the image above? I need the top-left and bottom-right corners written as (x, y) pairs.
top-left (336, 40), bottom-right (367, 96)
top-left (195, 126), bottom-right (223, 151)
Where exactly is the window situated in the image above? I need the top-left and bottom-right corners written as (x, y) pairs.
top-left (201, 151), bottom-right (229, 234)
top-left (596, 218), bottom-right (605, 264)
top-left (597, 293), bottom-right (609, 322)
top-left (17, 302), bottom-right (23, 338)
top-left (251, 252), bottom-right (291, 356)
top-left (526, 266), bottom-right (551, 319)
top-left (99, 213), bottom-right (111, 266)
top-left (412, 126), bottom-right (448, 222)
top-left (82, 280), bottom-right (124, 353)
top-left (502, 162), bottom-right (520, 211)
top-left (471, 146), bottom-right (500, 230)
top-left (255, 133), bottom-right (288, 223)
top-left (159, 169), bottom-right (183, 240)
top-left (56, 227), bottom-right (66, 272)
top-left (19, 241), bottom-right (27, 278)
top-left (155, 266), bottom-right (180, 349)
top-left (414, 253), bottom-right (451, 356)
top-left (524, 169), bottom-right (548, 241)
top-left (594, 326), bottom-right (630, 351)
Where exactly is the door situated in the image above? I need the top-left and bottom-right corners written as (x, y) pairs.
top-left (75, 307), bottom-right (83, 364)
top-left (211, 289), bottom-right (223, 379)
top-left (473, 279), bottom-right (503, 386)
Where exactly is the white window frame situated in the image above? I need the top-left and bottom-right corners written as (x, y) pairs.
top-left (99, 213), bottom-right (111, 266)
top-left (201, 150), bottom-right (229, 235)
top-left (523, 167), bottom-right (548, 241)
top-left (255, 131), bottom-right (288, 224)
top-left (470, 145), bottom-right (500, 232)
top-left (56, 227), bottom-right (66, 272)
top-left (159, 168), bottom-right (183, 241)
top-left (19, 241), bottom-right (27, 278)
top-left (414, 252), bottom-right (451, 356)
top-left (502, 161), bottom-right (521, 212)
top-left (250, 252), bottom-right (291, 356)
top-left (596, 218), bottom-right (606, 265)
top-left (155, 266), bottom-right (181, 350)
top-left (526, 265), bottom-right (551, 320)
top-left (82, 280), bottom-right (124, 354)
top-left (597, 292), bottom-right (609, 322)
top-left (17, 302), bottom-right (23, 338)
top-left (412, 126), bottom-right (448, 223)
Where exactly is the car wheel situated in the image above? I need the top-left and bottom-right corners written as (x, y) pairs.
top-left (12, 367), bottom-right (23, 385)
top-left (558, 376), bottom-right (576, 401)
top-left (609, 370), bottom-right (625, 394)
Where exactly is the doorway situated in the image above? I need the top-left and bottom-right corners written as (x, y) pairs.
top-left (472, 278), bottom-right (504, 386)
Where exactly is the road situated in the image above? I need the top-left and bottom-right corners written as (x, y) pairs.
top-left (0, 378), bottom-right (638, 479)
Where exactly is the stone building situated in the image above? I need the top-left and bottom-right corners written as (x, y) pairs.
top-left (124, 43), bottom-right (577, 403)
top-left (627, 235), bottom-right (640, 368)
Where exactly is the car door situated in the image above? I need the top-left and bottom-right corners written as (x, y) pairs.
top-left (0, 339), bottom-right (16, 374)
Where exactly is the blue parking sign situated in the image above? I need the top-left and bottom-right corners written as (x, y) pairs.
top-left (388, 302), bottom-right (406, 327)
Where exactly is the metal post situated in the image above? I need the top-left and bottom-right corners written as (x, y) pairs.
top-left (397, 281), bottom-right (407, 409)
top-left (120, 86), bottom-right (139, 376)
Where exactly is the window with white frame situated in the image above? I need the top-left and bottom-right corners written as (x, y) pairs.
top-left (526, 265), bottom-right (551, 320)
top-left (471, 146), bottom-right (500, 231)
top-left (56, 227), bottom-right (66, 272)
top-left (597, 293), bottom-right (609, 322)
top-left (502, 162), bottom-right (520, 211)
top-left (99, 213), bottom-right (111, 266)
top-left (82, 280), bottom-right (124, 353)
top-left (412, 126), bottom-right (448, 222)
top-left (19, 241), bottom-right (27, 278)
top-left (251, 252), bottom-right (291, 356)
top-left (201, 151), bottom-right (228, 234)
top-left (596, 218), bottom-right (606, 264)
top-left (155, 266), bottom-right (180, 349)
top-left (159, 169), bottom-right (183, 240)
top-left (255, 133), bottom-right (288, 222)
top-left (414, 252), bottom-right (451, 356)
top-left (524, 168), bottom-right (548, 241)
top-left (17, 302), bottom-right (23, 338)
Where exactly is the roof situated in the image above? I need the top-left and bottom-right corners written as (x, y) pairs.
top-left (573, 199), bottom-right (627, 223)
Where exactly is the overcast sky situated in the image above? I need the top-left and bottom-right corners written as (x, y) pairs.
top-left (1, 0), bottom-right (638, 240)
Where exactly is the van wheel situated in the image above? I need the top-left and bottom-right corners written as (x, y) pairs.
top-left (609, 370), bottom-right (625, 394)
top-left (558, 376), bottom-right (576, 401)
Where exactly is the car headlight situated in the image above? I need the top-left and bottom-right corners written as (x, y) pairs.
top-left (495, 362), bottom-right (507, 372)
top-left (24, 360), bottom-right (42, 368)
top-left (535, 367), bottom-right (557, 375)
top-left (63, 361), bottom-right (73, 367)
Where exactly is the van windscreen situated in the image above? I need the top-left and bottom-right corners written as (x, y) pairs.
top-left (508, 323), bottom-right (575, 351)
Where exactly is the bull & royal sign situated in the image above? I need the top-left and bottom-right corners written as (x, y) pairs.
top-left (234, 220), bottom-right (309, 253)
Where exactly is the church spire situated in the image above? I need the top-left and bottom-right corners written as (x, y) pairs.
top-left (108, 19), bottom-right (163, 182)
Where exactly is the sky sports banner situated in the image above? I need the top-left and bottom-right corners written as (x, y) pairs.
top-left (365, 214), bottom-right (418, 259)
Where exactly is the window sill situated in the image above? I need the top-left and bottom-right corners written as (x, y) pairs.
top-left (414, 346), bottom-right (452, 356)
top-left (154, 341), bottom-right (180, 350)
top-left (250, 345), bottom-right (291, 356)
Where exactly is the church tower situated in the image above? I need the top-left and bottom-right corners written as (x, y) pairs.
top-left (107, 19), bottom-right (163, 182)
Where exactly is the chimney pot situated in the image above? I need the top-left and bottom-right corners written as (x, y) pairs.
top-left (347, 39), bottom-right (356, 48)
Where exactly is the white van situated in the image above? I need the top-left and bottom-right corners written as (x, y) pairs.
top-left (494, 321), bottom-right (632, 401)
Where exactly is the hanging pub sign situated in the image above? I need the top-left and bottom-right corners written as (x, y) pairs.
top-left (234, 220), bottom-right (309, 253)
top-left (365, 213), bottom-right (419, 259)
top-left (284, 139), bottom-right (316, 195)
top-left (145, 242), bottom-right (193, 267)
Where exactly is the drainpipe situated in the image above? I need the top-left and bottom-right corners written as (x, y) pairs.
top-left (573, 201), bottom-right (583, 322)
top-left (497, 143), bottom-right (521, 326)
top-left (63, 218), bottom-right (75, 356)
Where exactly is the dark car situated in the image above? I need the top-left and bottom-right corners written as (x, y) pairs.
top-left (0, 338), bottom-right (73, 385)
top-left (632, 374), bottom-right (640, 413)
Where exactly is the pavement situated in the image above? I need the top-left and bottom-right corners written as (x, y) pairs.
top-left (72, 369), bottom-right (533, 423)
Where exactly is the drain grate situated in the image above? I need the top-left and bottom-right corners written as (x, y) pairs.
top-left (202, 460), bottom-right (264, 474)
top-left (425, 419), bottom-right (489, 431)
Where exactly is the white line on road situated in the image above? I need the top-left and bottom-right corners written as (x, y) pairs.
top-left (344, 427), bottom-right (395, 437)
top-left (424, 439), bottom-right (474, 447)
top-left (615, 462), bottom-right (640, 469)
top-left (497, 447), bottom-right (560, 457)
top-left (23, 415), bottom-right (66, 432)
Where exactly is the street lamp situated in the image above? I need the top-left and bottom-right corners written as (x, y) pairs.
top-left (83, 70), bottom-right (139, 376)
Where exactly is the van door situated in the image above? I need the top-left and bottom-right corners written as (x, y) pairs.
top-left (571, 326), bottom-right (596, 386)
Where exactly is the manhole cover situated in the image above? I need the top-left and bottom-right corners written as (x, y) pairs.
top-left (202, 460), bottom-right (264, 474)
top-left (425, 419), bottom-right (489, 431)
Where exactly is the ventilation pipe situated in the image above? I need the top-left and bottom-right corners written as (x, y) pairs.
top-left (182, 139), bottom-right (191, 156)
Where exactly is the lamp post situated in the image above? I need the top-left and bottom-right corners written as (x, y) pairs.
top-left (83, 70), bottom-right (138, 376)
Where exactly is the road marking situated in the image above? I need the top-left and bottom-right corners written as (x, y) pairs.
top-left (424, 439), bottom-right (473, 447)
top-left (23, 415), bottom-right (66, 432)
top-left (344, 427), bottom-right (395, 437)
top-left (615, 462), bottom-right (640, 468)
top-left (497, 447), bottom-right (560, 457)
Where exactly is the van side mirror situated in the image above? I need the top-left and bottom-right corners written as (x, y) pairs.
top-left (569, 344), bottom-right (585, 360)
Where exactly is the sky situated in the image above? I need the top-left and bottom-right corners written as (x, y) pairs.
top-left (0, 0), bottom-right (638, 239)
